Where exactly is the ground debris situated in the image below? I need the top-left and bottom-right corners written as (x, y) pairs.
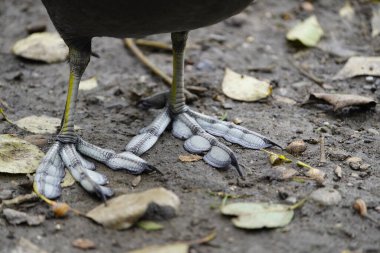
top-left (286, 15), bottom-right (324, 47)
top-left (86, 187), bottom-right (180, 229)
top-left (12, 32), bottom-right (68, 63)
top-left (72, 238), bottom-right (96, 250)
top-left (307, 93), bottom-right (376, 111)
top-left (285, 140), bottom-right (307, 155)
top-left (333, 57), bottom-right (380, 80)
top-left (3, 208), bottom-right (45, 226)
top-left (310, 188), bottom-right (341, 206)
top-left (178, 154), bottom-right (202, 162)
top-left (0, 134), bottom-right (44, 174)
top-left (222, 68), bottom-right (272, 102)
top-left (10, 237), bottom-right (48, 253)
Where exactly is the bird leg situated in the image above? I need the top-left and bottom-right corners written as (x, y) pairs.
top-left (34, 43), bottom-right (155, 200)
top-left (127, 31), bottom-right (281, 178)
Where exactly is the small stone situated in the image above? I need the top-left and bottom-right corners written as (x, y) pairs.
top-left (310, 188), bottom-right (342, 206)
top-left (375, 206), bottom-right (380, 213)
top-left (351, 172), bottom-right (359, 178)
top-left (328, 149), bottom-right (350, 161)
top-left (301, 1), bottom-right (314, 12)
top-left (285, 196), bottom-right (297, 204)
top-left (131, 176), bottom-right (142, 187)
top-left (0, 189), bottom-right (13, 200)
top-left (359, 163), bottom-right (371, 171)
top-left (232, 118), bottom-right (242, 125)
top-left (367, 128), bottom-right (379, 135)
top-left (72, 239), bottom-right (96, 250)
top-left (346, 157), bottom-right (363, 171)
top-left (55, 224), bottom-right (62, 231)
top-left (334, 165), bottom-right (343, 179)
top-left (286, 140), bottom-right (307, 155)
top-left (366, 76), bottom-right (375, 83)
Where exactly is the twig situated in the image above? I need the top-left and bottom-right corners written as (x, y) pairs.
top-left (0, 192), bottom-right (38, 209)
top-left (135, 39), bottom-right (172, 51)
top-left (188, 230), bottom-right (217, 245)
top-left (124, 38), bottom-right (197, 101)
top-left (319, 133), bottom-right (326, 165)
top-left (288, 57), bottom-right (324, 86)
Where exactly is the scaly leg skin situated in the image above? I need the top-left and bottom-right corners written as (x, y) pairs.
top-left (34, 42), bottom-right (155, 200)
top-left (127, 32), bottom-right (281, 178)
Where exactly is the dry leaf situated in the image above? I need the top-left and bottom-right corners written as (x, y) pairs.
top-left (286, 140), bottom-right (307, 155)
top-left (61, 172), bottom-right (76, 188)
top-left (131, 175), bottom-right (142, 187)
top-left (308, 93), bottom-right (376, 111)
top-left (221, 202), bottom-right (294, 229)
top-left (178, 154), bottom-right (202, 162)
top-left (86, 187), bottom-right (180, 229)
top-left (79, 77), bottom-right (98, 91)
top-left (0, 134), bottom-right (44, 174)
top-left (353, 199), bottom-right (367, 216)
top-left (15, 115), bottom-right (60, 134)
top-left (286, 15), bottom-right (324, 47)
top-left (3, 208), bottom-right (45, 226)
top-left (72, 239), bottom-right (96, 250)
top-left (222, 68), bottom-right (272, 102)
top-left (12, 32), bottom-right (68, 63)
top-left (129, 243), bottom-right (189, 253)
top-left (333, 57), bottom-right (380, 80)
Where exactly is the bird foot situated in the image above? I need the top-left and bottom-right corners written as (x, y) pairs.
top-left (127, 95), bottom-right (281, 178)
top-left (34, 136), bottom-right (156, 199)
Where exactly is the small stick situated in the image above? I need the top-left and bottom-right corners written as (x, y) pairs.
top-left (288, 57), bottom-right (324, 86)
top-left (135, 39), bottom-right (172, 51)
top-left (124, 38), bottom-right (197, 101)
top-left (319, 133), bottom-right (326, 165)
top-left (0, 192), bottom-right (38, 209)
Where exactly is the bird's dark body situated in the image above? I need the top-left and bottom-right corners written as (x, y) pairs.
top-left (41, 0), bottom-right (253, 45)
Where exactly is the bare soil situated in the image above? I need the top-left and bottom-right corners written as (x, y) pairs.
top-left (0, 0), bottom-right (379, 252)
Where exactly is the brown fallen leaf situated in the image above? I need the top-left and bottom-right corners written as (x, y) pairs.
top-left (307, 93), bottom-right (376, 111)
top-left (333, 57), bottom-right (380, 80)
top-left (72, 239), bottom-right (96, 250)
top-left (86, 187), bottom-right (180, 230)
top-left (3, 208), bottom-right (45, 226)
top-left (353, 199), bottom-right (367, 217)
top-left (178, 154), bottom-right (202, 162)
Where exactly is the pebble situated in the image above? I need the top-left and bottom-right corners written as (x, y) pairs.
top-left (285, 140), bottom-right (307, 155)
top-left (367, 128), bottom-right (379, 135)
top-left (285, 196), bottom-right (297, 205)
top-left (346, 157), bottom-right (363, 171)
top-left (365, 76), bottom-right (375, 83)
top-left (334, 165), bottom-right (342, 179)
top-left (351, 172), bottom-right (360, 178)
top-left (359, 163), bottom-right (371, 171)
top-left (0, 189), bottom-right (13, 200)
top-left (328, 148), bottom-right (350, 161)
top-left (310, 188), bottom-right (342, 206)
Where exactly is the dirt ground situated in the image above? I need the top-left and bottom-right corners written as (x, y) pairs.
top-left (1, 0), bottom-right (380, 252)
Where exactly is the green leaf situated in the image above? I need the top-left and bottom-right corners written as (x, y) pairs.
top-left (286, 15), bottom-right (324, 47)
top-left (137, 220), bottom-right (164, 231)
top-left (221, 202), bottom-right (294, 229)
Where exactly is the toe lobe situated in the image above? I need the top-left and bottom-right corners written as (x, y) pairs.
top-left (204, 146), bottom-right (231, 168)
top-left (184, 135), bottom-right (211, 154)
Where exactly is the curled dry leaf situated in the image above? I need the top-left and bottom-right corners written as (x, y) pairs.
top-left (129, 243), bottom-right (189, 253)
top-left (12, 32), bottom-right (68, 63)
top-left (333, 57), bottom-right (380, 80)
top-left (0, 134), bottom-right (44, 174)
top-left (307, 93), bottom-right (376, 111)
top-left (52, 202), bottom-right (71, 218)
top-left (86, 187), bottom-right (180, 230)
top-left (286, 15), bottom-right (324, 47)
top-left (3, 208), bottom-right (45, 226)
top-left (221, 202), bottom-right (294, 229)
top-left (353, 199), bottom-right (367, 217)
top-left (268, 153), bottom-right (292, 166)
top-left (222, 68), bottom-right (272, 102)
top-left (178, 154), bottom-right (202, 162)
